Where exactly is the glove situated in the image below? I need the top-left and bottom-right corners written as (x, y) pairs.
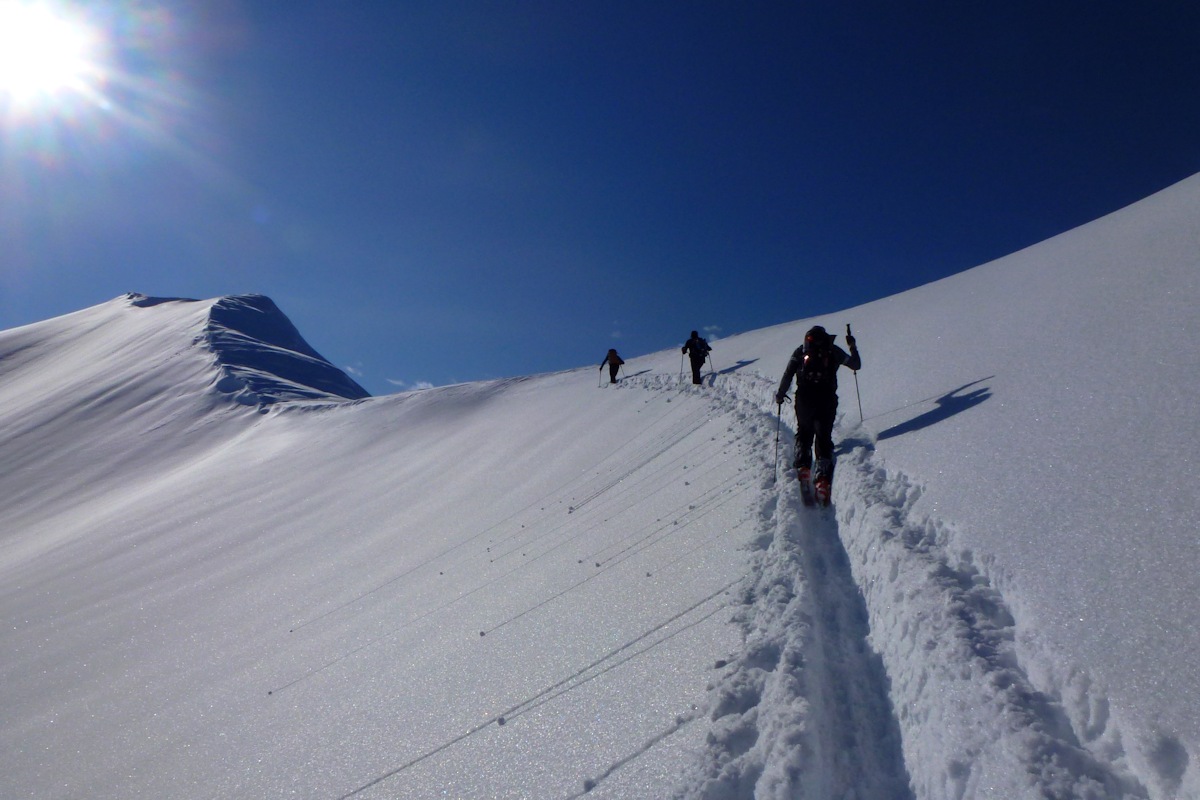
top-left (774, 392), bottom-right (787, 405)
top-left (845, 333), bottom-right (857, 350)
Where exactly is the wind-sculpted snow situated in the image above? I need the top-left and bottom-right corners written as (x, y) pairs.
top-left (4, 173), bottom-right (1200, 799)
top-left (202, 294), bottom-right (370, 403)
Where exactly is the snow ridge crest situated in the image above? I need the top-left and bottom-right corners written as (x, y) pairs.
top-left (196, 294), bottom-right (369, 405)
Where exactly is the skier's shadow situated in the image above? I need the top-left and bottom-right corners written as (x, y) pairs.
top-left (620, 369), bottom-right (652, 380)
top-left (876, 378), bottom-right (993, 442)
top-left (716, 359), bottom-right (758, 376)
top-left (835, 435), bottom-right (875, 457)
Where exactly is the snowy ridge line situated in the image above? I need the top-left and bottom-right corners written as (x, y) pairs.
top-left (286, 390), bottom-right (697, 633)
top-left (833, 439), bottom-right (1149, 799)
top-left (195, 294), bottom-right (370, 405)
top-left (333, 579), bottom-right (740, 800)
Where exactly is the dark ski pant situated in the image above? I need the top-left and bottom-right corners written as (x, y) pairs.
top-left (793, 399), bottom-right (837, 476)
top-left (608, 363), bottom-right (620, 383)
top-left (689, 357), bottom-right (706, 384)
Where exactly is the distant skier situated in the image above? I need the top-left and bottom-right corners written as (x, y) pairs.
top-left (600, 348), bottom-right (625, 384)
top-left (681, 331), bottom-right (712, 385)
top-left (774, 325), bottom-right (861, 505)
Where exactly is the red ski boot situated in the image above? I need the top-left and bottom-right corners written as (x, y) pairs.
top-left (797, 466), bottom-right (815, 507)
top-left (813, 473), bottom-right (831, 507)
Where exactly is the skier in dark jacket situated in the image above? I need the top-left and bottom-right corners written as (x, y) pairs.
top-left (774, 325), bottom-right (861, 499)
top-left (600, 348), bottom-right (624, 384)
top-left (681, 331), bottom-right (712, 385)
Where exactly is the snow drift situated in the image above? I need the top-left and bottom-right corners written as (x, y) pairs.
top-left (2, 173), bottom-right (1199, 799)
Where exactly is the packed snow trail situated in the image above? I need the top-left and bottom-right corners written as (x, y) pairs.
top-left (632, 368), bottom-right (1150, 799)
top-left (8, 169), bottom-right (1200, 798)
top-left (832, 439), bottom-right (1148, 799)
top-left (636, 372), bottom-right (911, 799)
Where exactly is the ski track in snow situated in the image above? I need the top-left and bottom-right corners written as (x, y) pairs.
top-left (832, 441), bottom-right (1149, 800)
top-left (270, 374), bottom-right (759, 800)
top-left (11, 169), bottom-right (1200, 798)
top-left (0, 301), bottom-right (1174, 799)
top-left (587, 368), bottom-right (1152, 800)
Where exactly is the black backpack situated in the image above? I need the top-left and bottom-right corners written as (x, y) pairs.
top-left (799, 335), bottom-right (837, 386)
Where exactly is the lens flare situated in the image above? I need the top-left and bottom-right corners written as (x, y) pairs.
top-left (0, 1), bottom-right (105, 109)
top-left (0, 0), bottom-right (214, 173)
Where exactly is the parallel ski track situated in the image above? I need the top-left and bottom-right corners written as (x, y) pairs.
top-left (272, 382), bottom-right (751, 696)
top-left (332, 580), bottom-right (739, 800)
top-left (302, 376), bottom-right (760, 798)
top-left (308, 368), bottom-right (917, 798)
top-left (658, 367), bottom-right (914, 799)
top-left (833, 438), bottom-right (1147, 799)
top-left (787, 477), bottom-right (914, 799)
top-left (288, 388), bottom-right (706, 633)
top-left (312, 367), bottom-right (919, 798)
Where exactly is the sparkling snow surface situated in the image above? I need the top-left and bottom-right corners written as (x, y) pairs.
top-left (2, 175), bottom-right (1199, 799)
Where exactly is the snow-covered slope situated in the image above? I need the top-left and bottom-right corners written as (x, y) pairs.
top-left (0, 293), bottom-right (367, 566)
top-left (2, 173), bottom-right (1199, 799)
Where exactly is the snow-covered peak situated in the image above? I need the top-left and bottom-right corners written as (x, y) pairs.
top-left (200, 293), bottom-right (369, 404)
top-left (4, 175), bottom-right (1200, 799)
top-left (0, 291), bottom-right (369, 408)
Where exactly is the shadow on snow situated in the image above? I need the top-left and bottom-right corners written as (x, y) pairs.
top-left (876, 378), bottom-right (993, 442)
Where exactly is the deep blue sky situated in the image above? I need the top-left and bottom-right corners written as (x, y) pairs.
top-left (3, 1), bottom-right (1199, 394)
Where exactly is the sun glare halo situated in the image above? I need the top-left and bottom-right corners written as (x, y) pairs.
top-left (0, 1), bottom-right (102, 107)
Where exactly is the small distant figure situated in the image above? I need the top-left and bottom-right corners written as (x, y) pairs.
top-left (774, 325), bottom-right (861, 505)
top-left (681, 330), bottom-right (712, 385)
top-left (600, 348), bottom-right (625, 384)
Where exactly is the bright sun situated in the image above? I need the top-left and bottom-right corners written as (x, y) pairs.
top-left (0, 1), bottom-right (101, 106)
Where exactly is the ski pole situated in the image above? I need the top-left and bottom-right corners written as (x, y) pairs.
top-left (852, 370), bottom-right (863, 422)
top-left (774, 401), bottom-right (782, 481)
top-left (598, 367), bottom-right (603, 388)
top-left (679, 352), bottom-right (685, 383)
top-left (847, 323), bottom-right (863, 423)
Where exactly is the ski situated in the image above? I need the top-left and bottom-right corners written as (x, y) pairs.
top-left (798, 466), bottom-right (816, 507)
top-left (813, 473), bottom-right (831, 507)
